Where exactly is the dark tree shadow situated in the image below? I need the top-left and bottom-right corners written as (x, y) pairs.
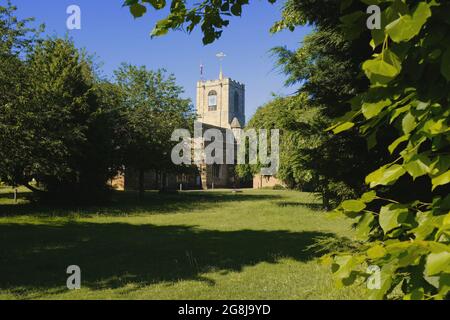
top-left (274, 201), bottom-right (324, 211)
top-left (0, 222), bottom-right (333, 296)
top-left (0, 191), bottom-right (281, 217)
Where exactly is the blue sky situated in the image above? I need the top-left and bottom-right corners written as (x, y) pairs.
top-left (12, 0), bottom-right (311, 120)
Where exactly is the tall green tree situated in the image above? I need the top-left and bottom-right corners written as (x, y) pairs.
top-left (237, 95), bottom-right (323, 191)
top-left (270, 32), bottom-right (374, 206)
top-left (115, 64), bottom-right (194, 197)
top-left (0, 1), bottom-right (40, 136)
top-left (1, 37), bottom-right (123, 202)
top-left (239, 93), bottom-right (368, 209)
top-left (0, 1), bottom-right (40, 188)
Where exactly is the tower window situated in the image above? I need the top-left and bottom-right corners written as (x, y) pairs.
top-left (208, 90), bottom-right (217, 111)
top-left (234, 91), bottom-right (239, 113)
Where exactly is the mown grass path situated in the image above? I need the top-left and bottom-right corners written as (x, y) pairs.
top-left (0, 188), bottom-right (367, 299)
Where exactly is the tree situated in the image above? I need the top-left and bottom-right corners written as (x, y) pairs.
top-left (0, 37), bottom-right (123, 202)
top-left (0, 1), bottom-right (40, 144)
top-left (270, 29), bottom-right (373, 206)
top-left (124, 0), bottom-right (267, 44)
top-left (115, 64), bottom-right (194, 197)
top-left (1, 2), bottom-right (195, 202)
top-left (0, 0), bottom-right (41, 55)
top-left (0, 1), bottom-right (42, 120)
top-left (0, 1), bottom-right (40, 188)
top-left (239, 93), bottom-right (366, 209)
top-left (237, 94), bottom-right (321, 189)
top-left (328, 0), bottom-right (450, 299)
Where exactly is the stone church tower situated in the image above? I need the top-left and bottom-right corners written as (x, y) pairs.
top-left (196, 71), bottom-right (245, 189)
top-left (196, 73), bottom-right (245, 129)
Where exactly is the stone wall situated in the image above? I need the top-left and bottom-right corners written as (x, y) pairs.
top-left (253, 174), bottom-right (285, 189)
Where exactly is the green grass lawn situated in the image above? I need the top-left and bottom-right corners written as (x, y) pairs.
top-left (0, 188), bottom-right (367, 300)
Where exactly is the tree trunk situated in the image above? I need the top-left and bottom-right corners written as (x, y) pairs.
top-left (160, 171), bottom-right (167, 192)
top-left (23, 181), bottom-right (45, 194)
top-left (138, 169), bottom-right (145, 200)
top-left (322, 185), bottom-right (330, 211)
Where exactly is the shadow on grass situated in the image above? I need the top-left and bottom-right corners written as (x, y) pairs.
top-left (274, 201), bottom-right (324, 211)
top-left (0, 190), bottom-right (281, 217)
top-left (0, 190), bottom-right (33, 204)
top-left (0, 222), bottom-right (333, 297)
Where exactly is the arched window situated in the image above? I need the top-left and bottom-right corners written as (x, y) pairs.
top-left (208, 90), bottom-right (217, 111)
top-left (234, 91), bottom-right (239, 113)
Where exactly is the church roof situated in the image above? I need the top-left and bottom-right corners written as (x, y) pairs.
top-left (230, 117), bottom-right (242, 129)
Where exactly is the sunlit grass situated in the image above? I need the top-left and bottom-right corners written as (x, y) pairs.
top-left (0, 188), bottom-right (367, 300)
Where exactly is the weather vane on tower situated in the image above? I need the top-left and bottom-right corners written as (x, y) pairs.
top-left (216, 52), bottom-right (226, 80)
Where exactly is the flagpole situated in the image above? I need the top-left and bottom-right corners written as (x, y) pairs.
top-left (200, 62), bottom-right (204, 82)
top-left (216, 52), bottom-right (226, 80)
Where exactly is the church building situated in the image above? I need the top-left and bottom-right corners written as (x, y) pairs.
top-left (110, 70), bottom-right (248, 191)
top-left (195, 70), bottom-right (246, 189)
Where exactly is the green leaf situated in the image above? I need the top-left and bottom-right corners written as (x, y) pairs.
top-left (332, 121), bottom-right (354, 134)
top-left (362, 99), bottom-right (391, 119)
top-left (404, 288), bottom-right (424, 300)
top-left (428, 49), bottom-right (442, 61)
top-left (404, 154), bottom-right (431, 180)
top-left (143, 0), bottom-right (166, 10)
top-left (430, 155), bottom-right (450, 176)
top-left (402, 112), bottom-right (417, 134)
top-left (438, 273), bottom-right (450, 298)
top-left (386, 2), bottom-right (431, 42)
top-left (361, 190), bottom-right (377, 203)
top-left (368, 262), bottom-right (396, 299)
top-left (390, 104), bottom-right (411, 124)
top-left (370, 28), bottom-right (385, 49)
top-left (342, 199), bottom-right (366, 212)
top-left (151, 18), bottom-right (171, 37)
top-left (366, 164), bottom-right (406, 187)
top-left (367, 244), bottom-right (387, 259)
top-left (379, 204), bottom-right (409, 234)
top-left (124, 0), bottom-right (139, 6)
top-left (388, 134), bottom-right (409, 154)
top-left (440, 48), bottom-right (450, 82)
top-left (356, 212), bottom-right (375, 238)
top-left (414, 100), bottom-right (430, 110)
top-left (340, 0), bottom-right (353, 11)
top-left (362, 56), bottom-right (400, 84)
top-left (421, 118), bottom-right (447, 136)
top-left (130, 3), bottom-right (147, 18)
top-left (412, 211), bottom-right (440, 240)
top-left (340, 11), bottom-right (365, 40)
top-left (332, 255), bottom-right (358, 285)
top-left (425, 252), bottom-right (450, 276)
top-left (231, 4), bottom-right (242, 16)
top-left (432, 170), bottom-right (450, 191)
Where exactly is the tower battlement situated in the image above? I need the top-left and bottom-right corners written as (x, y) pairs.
top-left (197, 77), bottom-right (245, 88)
